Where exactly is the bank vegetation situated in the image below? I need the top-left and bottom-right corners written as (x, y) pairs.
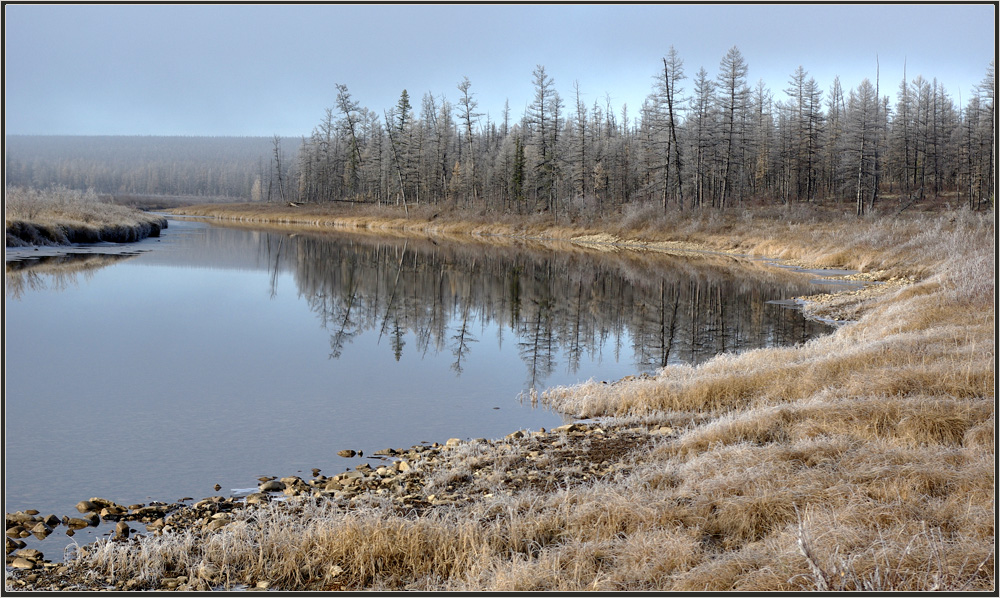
top-left (4, 186), bottom-right (168, 247)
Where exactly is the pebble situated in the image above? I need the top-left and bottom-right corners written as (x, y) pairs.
top-left (7, 420), bottom-right (675, 591)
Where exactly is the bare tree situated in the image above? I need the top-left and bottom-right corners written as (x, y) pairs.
top-left (457, 77), bottom-right (482, 205)
top-left (716, 46), bottom-right (750, 209)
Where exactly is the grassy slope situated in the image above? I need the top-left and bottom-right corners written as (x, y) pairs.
top-left (76, 202), bottom-right (995, 591)
top-left (5, 187), bottom-right (167, 247)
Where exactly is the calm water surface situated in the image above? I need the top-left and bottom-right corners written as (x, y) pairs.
top-left (4, 217), bottom-right (853, 556)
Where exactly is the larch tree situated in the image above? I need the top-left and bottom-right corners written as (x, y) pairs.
top-left (716, 46), bottom-right (750, 209)
top-left (687, 66), bottom-right (716, 209)
top-left (846, 78), bottom-right (878, 215)
top-left (650, 46), bottom-right (686, 210)
top-left (457, 77), bottom-right (482, 205)
top-left (527, 65), bottom-right (557, 212)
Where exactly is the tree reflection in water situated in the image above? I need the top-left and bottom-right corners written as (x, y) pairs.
top-left (251, 228), bottom-right (838, 395)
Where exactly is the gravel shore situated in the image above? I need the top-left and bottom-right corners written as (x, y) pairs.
top-left (6, 420), bottom-right (670, 591)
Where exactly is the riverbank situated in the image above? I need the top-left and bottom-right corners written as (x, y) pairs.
top-left (171, 201), bottom-right (978, 281)
top-left (6, 203), bottom-right (994, 591)
top-left (4, 187), bottom-right (167, 247)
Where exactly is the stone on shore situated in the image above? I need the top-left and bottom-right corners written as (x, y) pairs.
top-left (10, 557), bottom-right (36, 570)
top-left (75, 500), bottom-right (99, 513)
top-left (259, 480), bottom-right (286, 492)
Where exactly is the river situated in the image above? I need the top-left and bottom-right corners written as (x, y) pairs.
top-left (3, 216), bottom-right (857, 558)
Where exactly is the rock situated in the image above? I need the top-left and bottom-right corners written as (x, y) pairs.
top-left (132, 506), bottom-right (166, 521)
top-left (99, 505), bottom-right (126, 520)
top-left (259, 480), bottom-right (286, 492)
top-left (214, 484), bottom-right (222, 491)
top-left (64, 518), bottom-right (91, 530)
top-left (6, 536), bottom-right (26, 554)
top-left (15, 548), bottom-right (43, 561)
top-left (75, 500), bottom-right (99, 513)
top-left (42, 514), bottom-right (60, 527)
top-left (445, 438), bottom-right (462, 447)
top-left (244, 493), bottom-right (269, 505)
top-left (205, 518), bottom-right (229, 532)
top-left (114, 521), bottom-right (131, 539)
top-left (30, 522), bottom-right (52, 538)
top-left (145, 518), bottom-right (165, 533)
top-left (553, 423), bottom-right (585, 433)
top-left (337, 449), bottom-right (356, 458)
top-left (6, 512), bottom-right (35, 525)
top-left (395, 460), bottom-right (412, 472)
top-left (10, 557), bottom-right (35, 570)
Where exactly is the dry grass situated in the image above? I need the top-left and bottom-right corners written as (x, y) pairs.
top-left (5, 186), bottom-right (167, 246)
top-left (64, 203), bottom-right (994, 591)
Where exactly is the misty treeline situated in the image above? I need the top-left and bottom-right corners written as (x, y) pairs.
top-left (296, 49), bottom-right (995, 215)
top-left (4, 135), bottom-right (299, 199)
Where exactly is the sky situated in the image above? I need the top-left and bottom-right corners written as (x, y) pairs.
top-left (3, 2), bottom-right (996, 137)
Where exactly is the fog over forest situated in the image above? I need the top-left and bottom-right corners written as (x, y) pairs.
top-left (4, 135), bottom-right (299, 200)
top-left (5, 50), bottom-right (995, 214)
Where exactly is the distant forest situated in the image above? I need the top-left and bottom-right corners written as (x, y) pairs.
top-left (5, 49), bottom-right (994, 215)
top-left (296, 51), bottom-right (994, 216)
top-left (4, 135), bottom-right (299, 200)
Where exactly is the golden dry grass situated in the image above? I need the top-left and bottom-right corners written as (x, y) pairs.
top-left (67, 203), bottom-right (994, 591)
top-left (5, 186), bottom-right (167, 246)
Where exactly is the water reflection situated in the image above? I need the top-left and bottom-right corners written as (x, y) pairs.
top-left (208, 225), bottom-right (835, 393)
top-left (5, 253), bottom-right (137, 299)
top-left (7, 226), bottom-right (839, 396)
top-left (4, 221), bottom-right (847, 557)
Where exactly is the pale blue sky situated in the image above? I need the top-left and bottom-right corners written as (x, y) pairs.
top-left (3, 3), bottom-right (995, 136)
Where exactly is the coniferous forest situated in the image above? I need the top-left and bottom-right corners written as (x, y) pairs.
top-left (6, 49), bottom-right (994, 215)
top-left (294, 50), bottom-right (995, 216)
